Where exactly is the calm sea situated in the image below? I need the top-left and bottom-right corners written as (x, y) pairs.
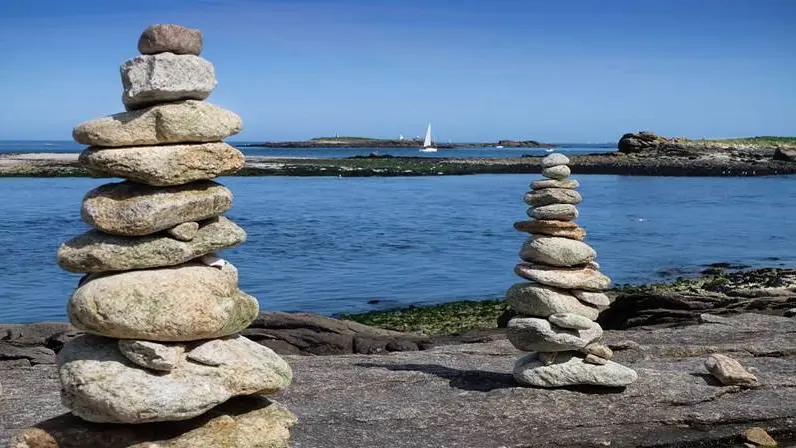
top-left (0, 140), bottom-right (613, 159)
top-left (1, 174), bottom-right (795, 323)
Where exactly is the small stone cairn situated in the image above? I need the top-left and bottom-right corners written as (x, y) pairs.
top-left (506, 153), bottom-right (637, 388)
top-left (12, 24), bottom-right (295, 447)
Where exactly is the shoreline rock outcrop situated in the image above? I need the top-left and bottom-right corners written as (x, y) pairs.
top-left (11, 24), bottom-right (295, 447)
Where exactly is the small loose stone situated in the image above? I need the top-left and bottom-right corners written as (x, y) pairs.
top-left (167, 222), bottom-right (200, 241)
top-left (584, 354), bottom-right (608, 365)
top-left (582, 342), bottom-right (613, 360)
top-left (705, 354), bottom-right (758, 387)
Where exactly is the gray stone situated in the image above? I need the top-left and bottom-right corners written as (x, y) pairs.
top-left (582, 342), bottom-right (614, 360)
top-left (531, 178), bottom-right (579, 190)
top-left (524, 188), bottom-right (582, 207)
top-left (73, 101), bottom-right (241, 147)
top-left (541, 153), bottom-right (570, 168)
top-left (57, 216), bottom-right (245, 273)
top-left (79, 142), bottom-right (245, 186)
top-left (506, 282), bottom-right (599, 320)
top-left (528, 203), bottom-right (578, 221)
top-left (548, 313), bottom-right (596, 330)
top-left (118, 340), bottom-right (182, 372)
top-left (506, 317), bottom-right (602, 352)
top-left (520, 235), bottom-right (597, 267)
top-left (513, 219), bottom-right (585, 240)
top-left (121, 54), bottom-right (216, 110)
top-left (138, 24), bottom-right (203, 55)
top-left (541, 165), bottom-right (570, 180)
top-left (68, 262), bottom-right (258, 341)
top-left (513, 352), bottom-right (637, 388)
top-left (572, 290), bottom-right (611, 309)
top-left (82, 180), bottom-right (232, 236)
top-left (704, 354), bottom-right (758, 387)
top-left (167, 221), bottom-right (199, 241)
top-left (9, 396), bottom-right (295, 448)
top-left (584, 354), bottom-right (608, 365)
top-left (515, 263), bottom-right (612, 291)
top-left (58, 335), bottom-right (292, 423)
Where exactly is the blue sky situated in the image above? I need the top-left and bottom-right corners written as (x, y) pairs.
top-left (0, 0), bottom-right (794, 142)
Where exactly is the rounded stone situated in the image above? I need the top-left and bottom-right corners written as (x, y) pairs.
top-left (541, 153), bottom-right (570, 168)
top-left (506, 317), bottom-right (602, 352)
top-left (573, 290), bottom-right (611, 310)
top-left (80, 142), bottom-right (245, 186)
top-left (531, 179), bottom-right (579, 190)
top-left (549, 313), bottom-right (596, 330)
top-left (515, 263), bottom-right (611, 291)
top-left (542, 165), bottom-right (570, 180)
top-left (67, 262), bottom-right (259, 341)
top-left (505, 282), bottom-right (599, 321)
top-left (121, 54), bottom-right (216, 110)
top-left (528, 204), bottom-right (578, 221)
top-left (138, 24), bottom-right (203, 55)
top-left (513, 220), bottom-right (586, 240)
top-left (167, 221), bottom-right (200, 241)
top-left (513, 352), bottom-right (638, 388)
top-left (82, 180), bottom-right (232, 236)
top-left (520, 236), bottom-right (597, 267)
top-left (524, 189), bottom-right (582, 207)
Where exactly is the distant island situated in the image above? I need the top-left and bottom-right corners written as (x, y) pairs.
top-left (240, 136), bottom-right (557, 149)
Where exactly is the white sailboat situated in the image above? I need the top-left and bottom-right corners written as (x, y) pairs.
top-left (419, 123), bottom-right (437, 152)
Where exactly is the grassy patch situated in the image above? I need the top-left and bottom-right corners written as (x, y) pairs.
top-left (338, 299), bottom-right (507, 336)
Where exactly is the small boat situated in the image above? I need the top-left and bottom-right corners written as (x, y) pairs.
top-left (545, 148), bottom-right (554, 153)
top-left (495, 145), bottom-right (504, 149)
top-left (419, 123), bottom-right (437, 152)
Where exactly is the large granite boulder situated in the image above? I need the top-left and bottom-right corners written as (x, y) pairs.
top-left (58, 335), bottom-right (292, 423)
top-left (82, 180), bottom-right (232, 236)
top-left (68, 262), bottom-right (258, 341)
top-left (121, 54), bottom-right (216, 110)
top-left (58, 216), bottom-right (245, 272)
top-left (73, 101), bottom-right (241, 147)
top-left (617, 131), bottom-right (669, 154)
top-left (138, 24), bottom-right (203, 56)
top-left (79, 142), bottom-right (245, 186)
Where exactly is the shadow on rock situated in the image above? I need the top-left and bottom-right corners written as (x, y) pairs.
top-left (356, 362), bottom-right (516, 392)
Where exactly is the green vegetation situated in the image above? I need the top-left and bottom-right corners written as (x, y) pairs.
top-left (682, 136), bottom-right (796, 148)
top-left (339, 299), bottom-right (507, 336)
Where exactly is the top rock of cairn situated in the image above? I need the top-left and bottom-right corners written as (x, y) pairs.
top-left (138, 24), bottom-right (203, 55)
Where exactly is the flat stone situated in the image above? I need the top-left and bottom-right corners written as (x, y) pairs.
top-left (572, 290), bottom-right (611, 309)
top-left (541, 153), bottom-right (570, 168)
top-left (68, 262), bottom-right (258, 341)
top-left (582, 342), bottom-right (614, 360)
top-left (118, 340), bottom-right (182, 372)
top-left (57, 335), bottom-right (292, 423)
top-left (541, 165), bottom-right (570, 180)
top-left (515, 263), bottom-right (612, 291)
top-left (531, 178), bottom-right (579, 190)
top-left (73, 100), bottom-right (241, 147)
top-left (80, 142), bottom-right (245, 186)
top-left (513, 352), bottom-right (638, 388)
top-left (549, 313), bottom-right (596, 330)
top-left (506, 282), bottom-right (599, 320)
top-left (167, 221), bottom-right (199, 241)
top-left (584, 354), bottom-right (608, 365)
top-left (705, 354), bottom-right (758, 387)
top-left (138, 24), bottom-right (203, 55)
top-left (528, 204), bottom-right (578, 221)
top-left (506, 317), bottom-right (602, 352)
top-left (58, 216), bottom-right (245, 272)
top-left (514, 219), bottom-right (585, 240)
top-left (82, 180), bottom-right (232, 236)
top-left (524, 188), bottom-right (582, 207)
top-left (743, 427), bottom-right (778, 447)
top-left (520, 235), bottom-right (597, 267)
top-left (121, 53), bottom-right (216, 110)
top-left (9, 396), bottom-right (295, 448)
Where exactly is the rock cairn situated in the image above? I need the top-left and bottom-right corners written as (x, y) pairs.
top-left (506, 153), bottom-right (637, 388)
top-left (12, 24), bottom-right (295, 447)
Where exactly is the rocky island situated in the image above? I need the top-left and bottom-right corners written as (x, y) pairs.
top-left (240, 136), bottom-right (556, 149)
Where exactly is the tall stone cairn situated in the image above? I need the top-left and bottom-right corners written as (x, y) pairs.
top-left (11, 24), bottom-right (296, 448)
top-left (506, 153), bottom-right (637, 388)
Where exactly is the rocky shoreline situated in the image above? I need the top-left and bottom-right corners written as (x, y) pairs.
top-left (2, 150), bottom-right (796, 177)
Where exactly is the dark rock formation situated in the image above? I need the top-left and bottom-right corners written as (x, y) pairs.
top-left (773, 148), bottom-right (796, 162)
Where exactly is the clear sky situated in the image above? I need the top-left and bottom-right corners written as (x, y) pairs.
top-left (0, 0), bottom-right (794, 142)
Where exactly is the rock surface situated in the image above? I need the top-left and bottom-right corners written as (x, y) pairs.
top-left (520, 235), bottom-right (596, 267)
top-left (705, 353), bottom-right (758, 387)
top-left (121, 53), bottom-right (216, 110)
top-left (513, 219), bottom-right (585, 240)
top-left (528, 203), bottom-right (578, 221)
top-left (68, 262), bottom-right (258, 341)
top-left (80, 142), bottom-right (245, 186)
top-left (82, 180), bottom-right (232, 236)
top-left (57, 216), bottom-right (245, 272)
top-left (505, 282), bottom-right (599, 320)
top-left (138, 24), bottom-right (203, 56)
top-left (5, 313), bottom-right (796, 447)
top-left (524, 188), bottom-right (582, 207)
top-left (58, 335), bottom-right (292, 423)
top-left (515, 263), bottom-right (611, 291)
top-left (73, 101), bottom-right (241, 147)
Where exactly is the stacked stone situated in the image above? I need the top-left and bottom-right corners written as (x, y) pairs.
top-left (14, 25), bottom-right (295, 447)
top-left (505, 153), bottom-right (637, 388)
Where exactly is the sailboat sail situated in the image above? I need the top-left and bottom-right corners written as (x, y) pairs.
top-left (423, 123), bottom-right (432, 147)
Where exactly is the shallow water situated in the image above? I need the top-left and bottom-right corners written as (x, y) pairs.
top-left (1, 174), bottom-right (795, 323)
